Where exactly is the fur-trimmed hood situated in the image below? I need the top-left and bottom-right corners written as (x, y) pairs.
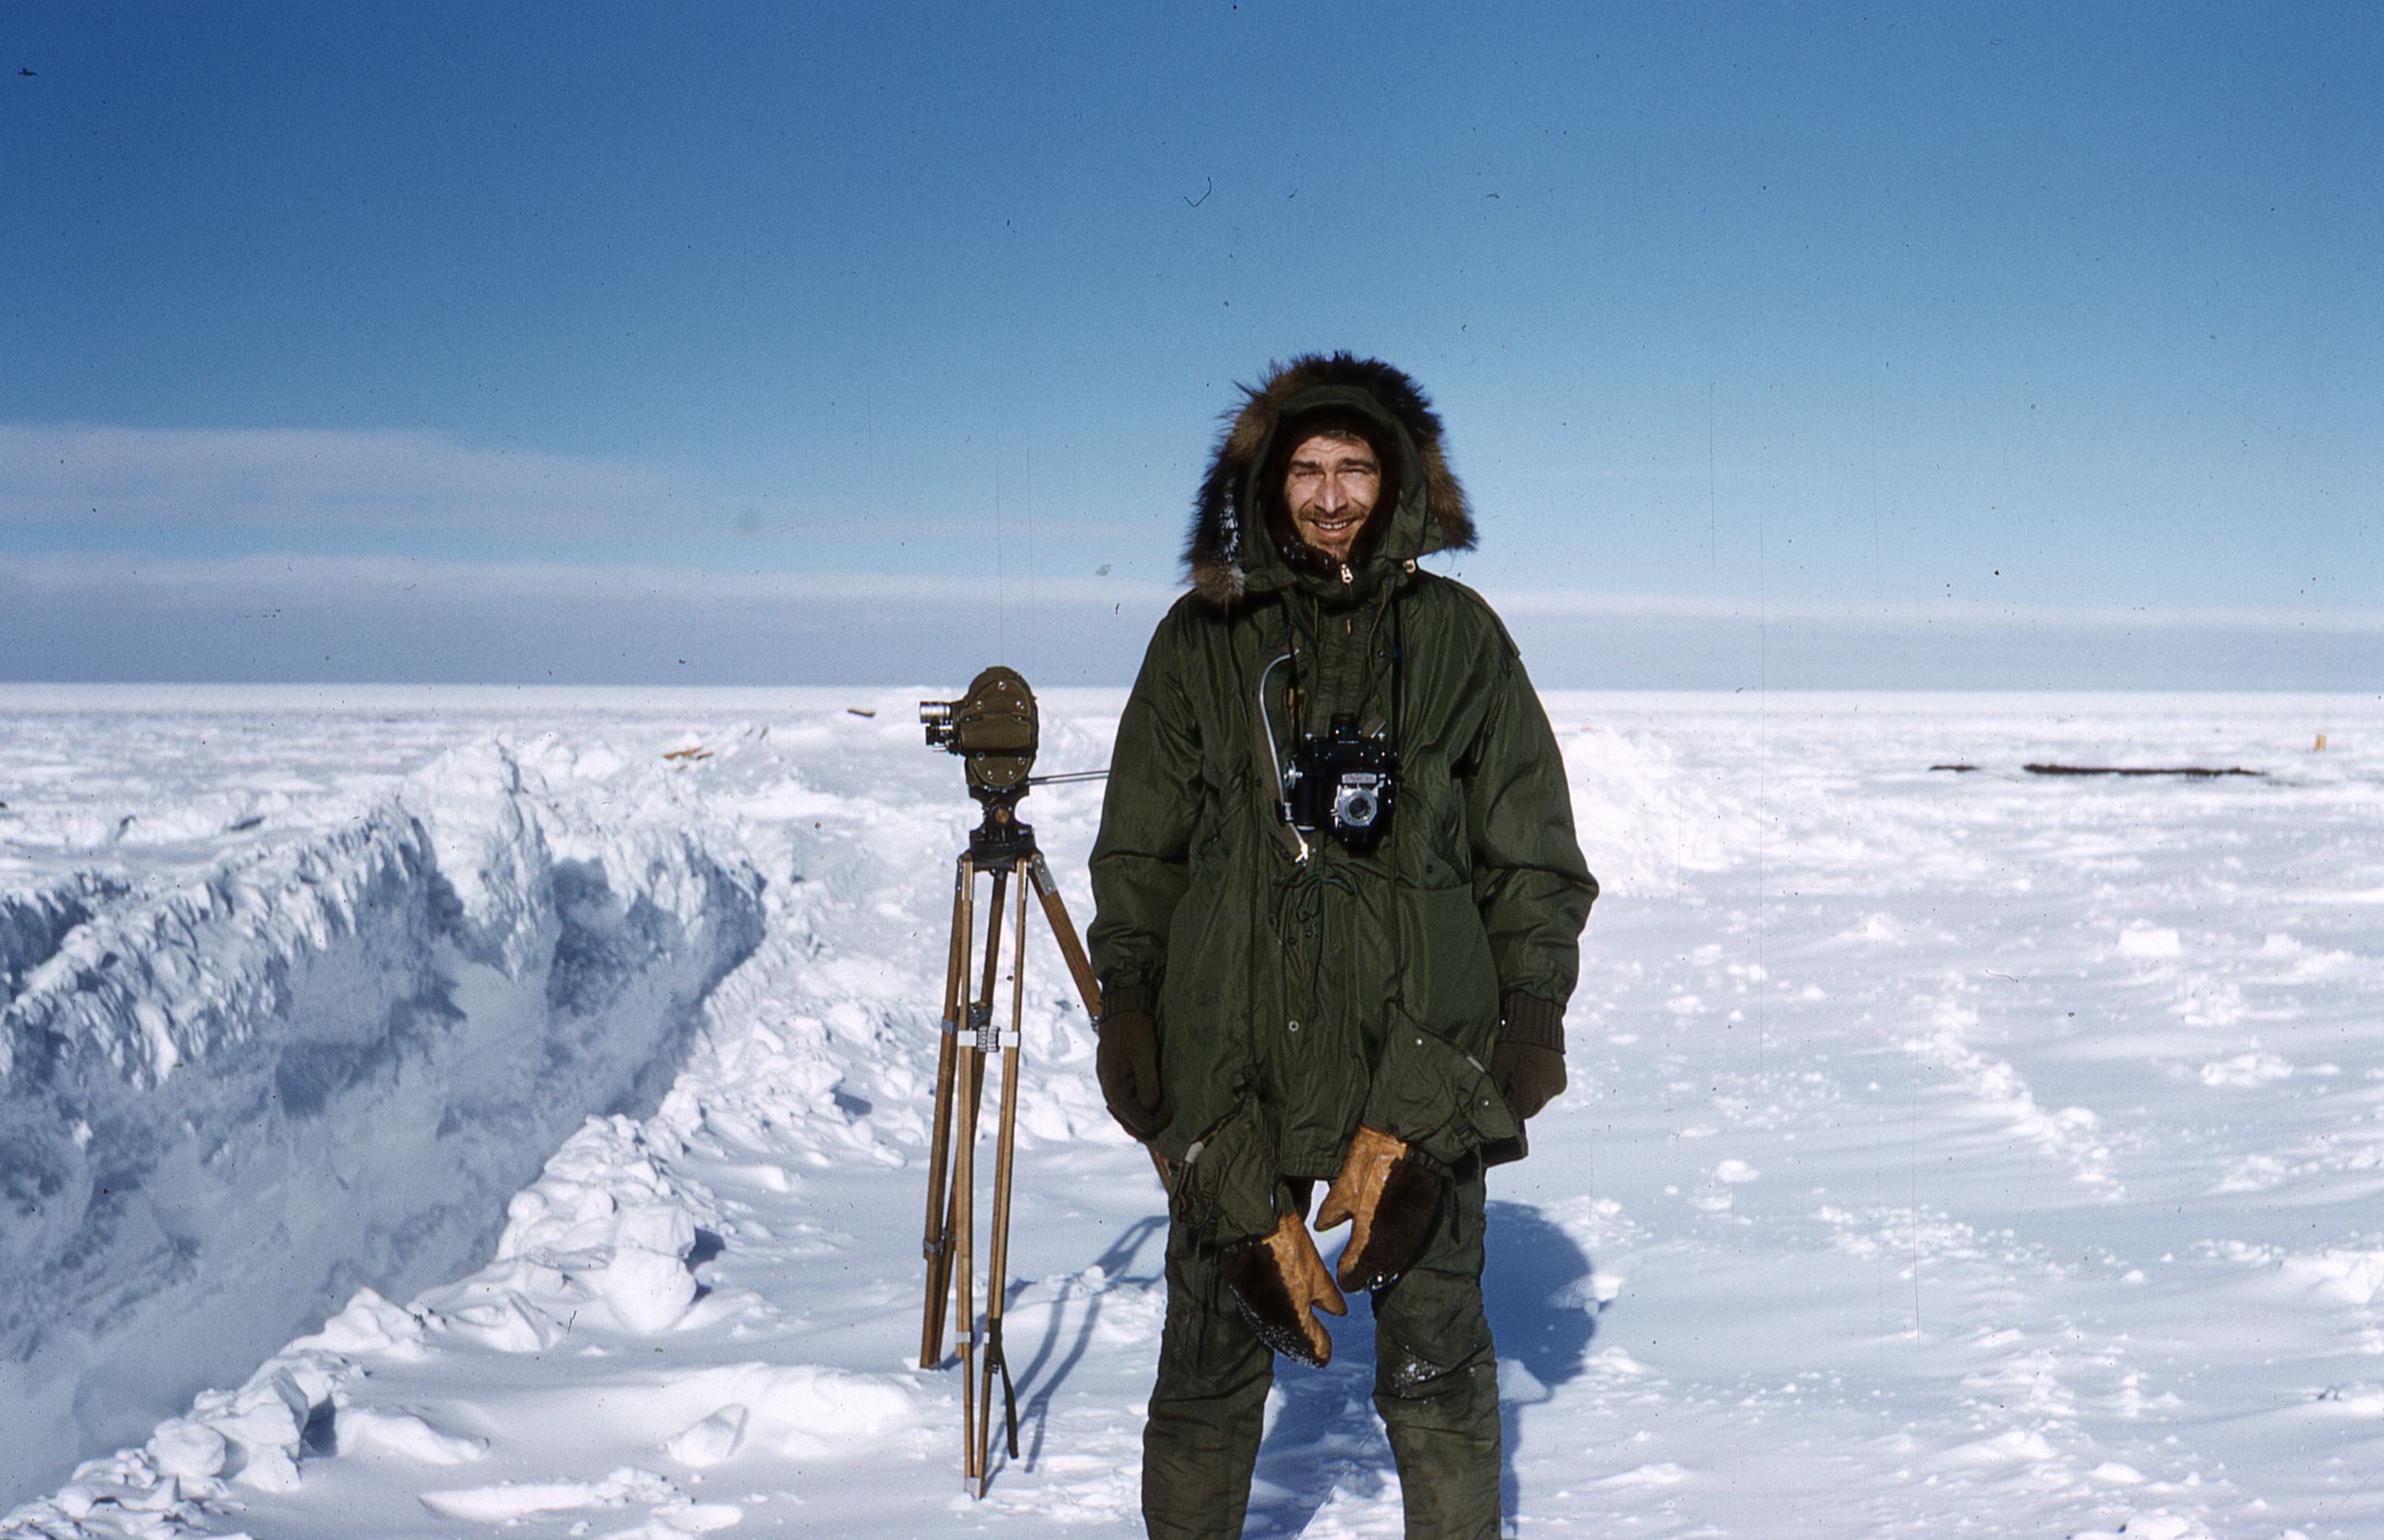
top-left (1185, 353), bottom-right (1475, 606)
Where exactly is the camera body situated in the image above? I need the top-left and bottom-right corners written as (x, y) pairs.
top-left (923, 665), bottom-right (1046, 861)
top-left (1285, 716), bottom-right (1397, 852)
top-left (921, 665), bottom-right (1038, 799)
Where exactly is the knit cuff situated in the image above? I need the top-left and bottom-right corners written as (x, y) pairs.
top-left (1499, 991), bottom-right (1565, 1051)
top-left (1101, 981), bottom-right (1154, 1023)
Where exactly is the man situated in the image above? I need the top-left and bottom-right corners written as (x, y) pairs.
top-left (1089, 353), bottom-right (1597, 1540)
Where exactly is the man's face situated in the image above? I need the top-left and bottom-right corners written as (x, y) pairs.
top-left (1282, 432), bottom-right (1382, 563)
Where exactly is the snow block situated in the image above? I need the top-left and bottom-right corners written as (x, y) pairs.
top-left (0, 876), bottom-right (129, 1015)
top-left (0, 745), bottom-right (764, 1506)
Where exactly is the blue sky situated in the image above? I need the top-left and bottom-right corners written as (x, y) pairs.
top-left (4, 2), bottom-right (2376, 689)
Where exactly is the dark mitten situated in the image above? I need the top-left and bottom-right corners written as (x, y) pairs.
top-left (1493, 991), bottom-right (1568, 1120)
top-left (1218, 1209), bottom-right (1347, 1367)
top-left (1314, 1126), bottom-right (1446, 1293)
top-left (1095, 985), bottom-right (1171, 1140)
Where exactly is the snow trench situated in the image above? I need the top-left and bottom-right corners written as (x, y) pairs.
top-left (0, 744), bottom-right (765, 1504)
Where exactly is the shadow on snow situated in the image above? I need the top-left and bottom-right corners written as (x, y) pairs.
top-left (1000, 1198), bottom-right (1599, 1532)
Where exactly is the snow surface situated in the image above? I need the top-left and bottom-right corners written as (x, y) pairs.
top-left (2, 683), bottom-right (2381, 1539)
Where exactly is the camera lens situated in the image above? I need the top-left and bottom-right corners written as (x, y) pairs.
top-left (1334, 776), bottom-right (1381, 830)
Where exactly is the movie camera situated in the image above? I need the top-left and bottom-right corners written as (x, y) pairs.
top-left (921, 665), bottom-right (1039, 801)
top-left (919, 665), bottom-right (1052, 862)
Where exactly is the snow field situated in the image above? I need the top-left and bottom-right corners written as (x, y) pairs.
top-left (2, 686), bottom-right (2380, 1538)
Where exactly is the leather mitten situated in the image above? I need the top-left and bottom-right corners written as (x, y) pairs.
top-left (1217, 1209), bottom-right (1347, 1367)
top-left (1315, 1125), bottom-right (1445, 1293)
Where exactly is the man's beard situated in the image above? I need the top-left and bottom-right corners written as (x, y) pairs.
top-left (1281, 513), bottom-right (1380, 570)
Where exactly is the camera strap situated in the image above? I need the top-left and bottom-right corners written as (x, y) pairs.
top-left (1288, 588), bottom-right (1398, 739)
top-left (1260, 586), bottom-right (1406, 859)
top-left (1257, 647), bottom-right (1305, 853)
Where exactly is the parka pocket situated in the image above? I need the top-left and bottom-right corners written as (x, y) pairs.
top-left (1357, 1014), bottom-right (1521, 1168)
top-left (1394, 749), bottom-right (1471, 888)
top-left (1169, 1095), bottom-right (1289, 1246)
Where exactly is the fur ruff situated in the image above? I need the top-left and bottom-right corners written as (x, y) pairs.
top-left (1186, 353), bottom-right (1476, 607)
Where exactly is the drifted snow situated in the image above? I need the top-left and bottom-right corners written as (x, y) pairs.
top-left (0, 703), bottom-right (765, 1503)
top-left (0, 684), bottom-right (2379, 1539)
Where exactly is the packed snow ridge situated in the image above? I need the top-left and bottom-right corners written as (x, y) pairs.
top-left (0, 739), bottom-right (765, 1500)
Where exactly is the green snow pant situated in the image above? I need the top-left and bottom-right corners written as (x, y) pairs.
top-left (1140, 1165), bottom-right (1500, 1540)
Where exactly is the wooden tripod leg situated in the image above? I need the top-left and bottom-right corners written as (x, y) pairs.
top-left (1026, 853), bottom-right (1103, 1020)
top-left (976, 872), bottom-right (1031, 1494)
top-left (1029, 854), bottom-right (1171, 1190)
top-left (950, 1037), bottom-right (979, 1487)
top-left (919, 855), bottom-right (973, 1369)
top-left (954, 865), bottom-right (1008, 1488)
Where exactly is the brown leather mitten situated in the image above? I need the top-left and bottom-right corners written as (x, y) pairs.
top-left (1314, 1125), bottom-right (1447, 1292)
top-left (1217, 1209), bottom-right (1347, 1367)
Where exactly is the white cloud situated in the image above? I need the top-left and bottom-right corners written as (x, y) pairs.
top-left (1488, 586), bottom-right (2384, 636)
top-left (0, 551), bottom-right (1173, 687)
top-left (3, 548), bottom-right (2378, 690)
top-left (0, 424), bottom-right (695, 538)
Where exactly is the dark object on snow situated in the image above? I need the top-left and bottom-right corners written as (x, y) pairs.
top-left (1929, 764), bottom-right (1980, 772)
top-left (2022, 763), bottom-right (2265, 779)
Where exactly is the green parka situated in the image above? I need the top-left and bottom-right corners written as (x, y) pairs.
top-left (1089, 355), bottom-right (1597, 1198)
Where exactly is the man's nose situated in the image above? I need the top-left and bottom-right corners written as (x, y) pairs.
top-left (1317, 477), bottom-right (1346, 512)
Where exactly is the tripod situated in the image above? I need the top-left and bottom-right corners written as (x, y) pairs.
top-left (917, 793), bottom-right (1103, 1496)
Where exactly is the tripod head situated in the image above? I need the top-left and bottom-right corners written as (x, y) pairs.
top-left (922, 666), bottom-right (1040, 863)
